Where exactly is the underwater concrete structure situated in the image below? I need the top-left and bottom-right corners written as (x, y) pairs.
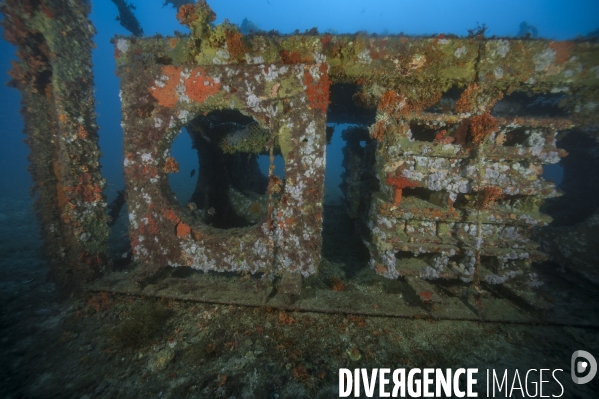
top-left (3, 1), bottom-right (599, 318)
top-left (1, 0), bottom-right (109, 292)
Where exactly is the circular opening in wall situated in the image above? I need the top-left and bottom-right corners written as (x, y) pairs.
top-left (167, 109), bottom-right (284, 229)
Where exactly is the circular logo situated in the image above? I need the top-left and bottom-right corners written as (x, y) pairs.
top-left (571, 350), bottom-right (597, 384)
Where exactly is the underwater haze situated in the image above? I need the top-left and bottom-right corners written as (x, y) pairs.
top-left (2, 1), bottom-right (599, 398)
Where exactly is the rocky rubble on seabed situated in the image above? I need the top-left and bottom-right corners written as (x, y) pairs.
top-left (1, 281), bottom-right (599, 398)
top-left (1, 195), bottom-right (599, 398)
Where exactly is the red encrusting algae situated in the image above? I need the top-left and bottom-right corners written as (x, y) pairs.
top-left (454, 83), bottom-right (479, 114)
top-left (163, 157), bottom-right (179, 173)
top-left (370, 119), bottom-right (386, 142)
top-left (176, 222), bottom-right (191, 238)
top-left (386, 174), bottom-right (419, 206)
top-left (479, 186), bottom-right (504, 209)
top-left (163, 209), bottom-right (191, 238)
top-left (163, 209), bottom-right (179, 222)
top-left (225, 29), bottom-right (246, 59)
top-left (149, 66), bottom-right (221, 108)
top-left (149, 66), bottom-right (181, 108)
top-left (184, 68), bottom-right (221, 103)
top-left (378, 90), bottom-right (404, 115)
top-left (176, 4), bottom-right (200, 26)
top-left (469, 113), bottom-right (498, 144)
top-left (303, 64), bottom-right (331, 114)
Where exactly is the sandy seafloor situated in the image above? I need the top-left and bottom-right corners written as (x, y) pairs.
top-left (1, 190), bottom-right (599, 399)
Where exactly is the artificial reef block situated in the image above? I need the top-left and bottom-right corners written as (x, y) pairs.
top-left (1, 0), bottom-right (109, 292)
top-left (347, 101), bottom-right (571, 283)
top-left (111, 1), bottom-right (596, 292)
top-left (116, 36), bottom-right (328, 278)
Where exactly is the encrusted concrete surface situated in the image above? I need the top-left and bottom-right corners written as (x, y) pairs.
top-left (110, 2), bottom-right (599, 296)
top-left (117, 56), bottom-right (327, 279)
top-left (1, 0), bottom-right (109, 292)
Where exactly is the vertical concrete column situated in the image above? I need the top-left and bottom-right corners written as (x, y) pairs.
top-left (1, 0), bottom-right (109, 292)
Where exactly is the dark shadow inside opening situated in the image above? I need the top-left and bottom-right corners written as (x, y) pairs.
top-left (175, 109), bottom-right (278, 229)
top-left (503, 127), bottom-right (529, 146)
top-left (409, 122), bottom-right (438, 142)
top-left (492, 91), bottom-right (567, 117)
top-left (541, 130), bottom-right (599, 226)
top-left (423, 86), bottom-right (464, 114)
